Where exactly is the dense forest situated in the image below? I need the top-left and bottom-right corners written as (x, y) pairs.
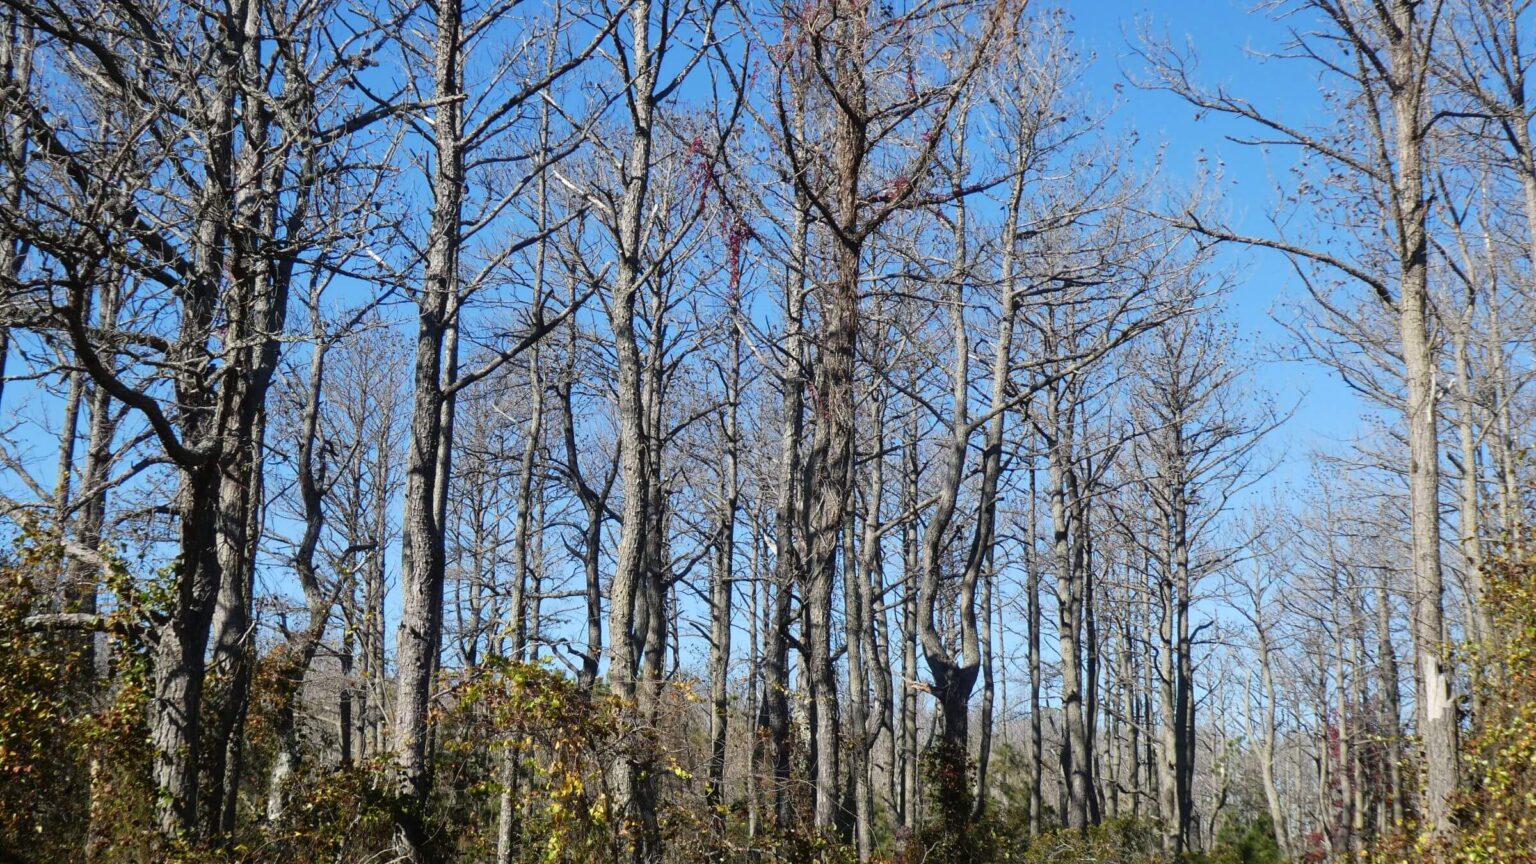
top-left (2, 0), bottom-right (1535, 861)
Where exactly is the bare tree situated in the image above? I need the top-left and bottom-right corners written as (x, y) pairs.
top-left (380, 0), bottom-right (607, 852)
top-left (1139, 0), bottom-right (1462, 834)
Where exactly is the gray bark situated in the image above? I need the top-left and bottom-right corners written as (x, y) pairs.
top-left (393, 2), bottom-right (464, 855)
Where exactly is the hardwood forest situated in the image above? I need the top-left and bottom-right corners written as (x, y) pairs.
top-left (2, 0), bottom-right (1535, 861)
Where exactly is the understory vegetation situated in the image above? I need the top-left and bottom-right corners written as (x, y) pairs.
top-left (3, 529), bottom-right (1534, 862)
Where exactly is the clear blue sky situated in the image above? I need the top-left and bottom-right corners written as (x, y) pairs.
top-left (1068, 0), bottom-right (1375, 490)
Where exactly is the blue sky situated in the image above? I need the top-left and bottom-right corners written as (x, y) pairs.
top-left (1066, 0), bottom-right (1376, 489)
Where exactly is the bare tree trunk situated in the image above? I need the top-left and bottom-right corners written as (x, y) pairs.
top-left (1486, 299), bottom-right (1519, 554)
top-left (0, 8), bottom-right (29, 449)
top-left (1118, 625), bottom-right (1137, 820)
top-left (1083, 491), bottom-right (1104, 826)
top-left (1387, 0), bottom-right (1459, 829)
top-left (148, 462), bottom-right (224, 836)
top-left (52, 364), bottom-right (83, 564)
top-left (746, 508), bottom-right (763, 837)
top-left (496, 333), bottom-right (544, 864)
top-left (1174, 483), bottom-right (1195, 851)
top-left (559, 306), bottom-right (613, 692)
top-left (705, 316), bottom-right (741, 848)
top-left (866, 461), bottom-right (896, 828)
top-left (900, 421), bottom-right (921, 831)
top-left (761, 189), bottom-right (806, 827)
top-left (1333, 587), bottom-right (1354, 853)
top-left (508, 299), bottom-right (548, 657)
top-left (1047, 385), bottom-right (1092, 831)
top-left (802, 138), bottom-right (860, 829)
top-left (69, 285), bottom-right (119, 853)
top-left (1451, 322), bottom-right (1487, 648)
top-left (1256, 616), bottom-right (1290, 858)
top-left (604, 1), bottom-right (663, 854)
top-left (1375, 577), bottom-right (1405, 828)
top-left (267, 297), bottom-right (338, 823)
top-left (1156, 517), bottom-right (1180, 853)
top-left (1350, 630), bottom-right (1367, 852)
top-left (1027, 464), bottom-right (1044, 838)
top-left (915, 148), bottom-right (981, 831)
top-left (393, 3), bottom-right (464, 856)
top-left (206, 417), bottom-right (267, 837)
top-left (973, 543), bottom-right (996, 820)
top-left (365, 399), bottom-right (394, 760)
top-left (844, 363), bottom-right (893, 854)
top-left (843, 465), bottom-right (872, 856)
